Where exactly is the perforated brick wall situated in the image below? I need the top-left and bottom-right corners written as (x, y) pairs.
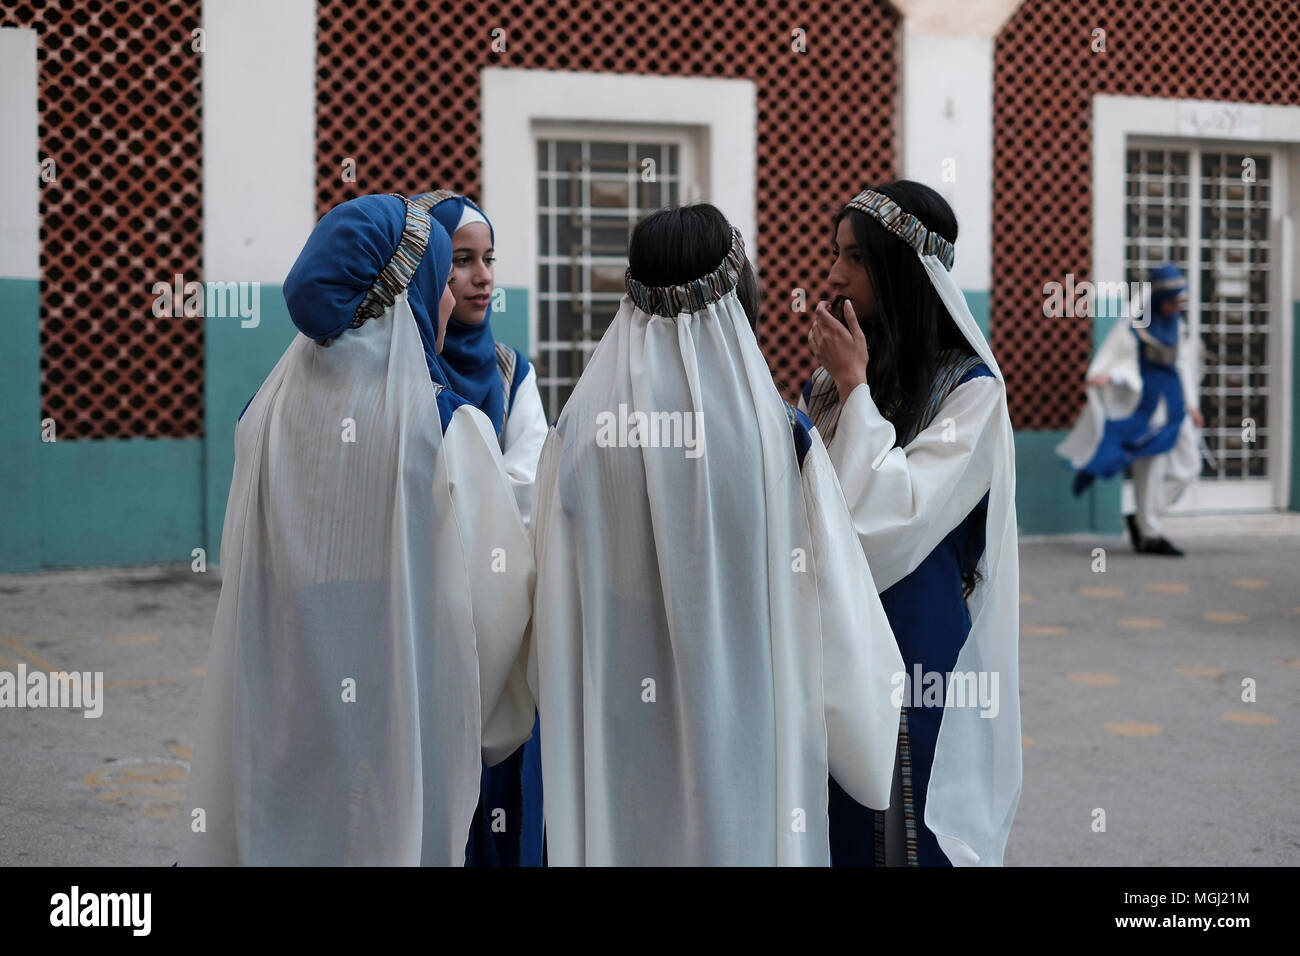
top-left (3, 0), bottom-right (204, 439)
top-left (993, 0), bottom-right (1300, 429)
top-left (315, 0), bottom-right (900, 399)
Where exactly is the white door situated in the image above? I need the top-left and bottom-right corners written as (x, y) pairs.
top-left (1122, 142), bottom-right (1288, 511)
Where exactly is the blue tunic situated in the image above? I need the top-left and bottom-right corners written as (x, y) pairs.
top-left (1070, 316), bottom-right (1186, 496)
top-left (828, 362), bottom-right (993, 867)
top-left (466, 712), bottom-right (544, 866)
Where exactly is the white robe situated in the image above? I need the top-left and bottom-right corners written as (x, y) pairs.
top-left (181, 292), bottom-right (535, 866)
top-left (528, 291), bottom-right (903, 866)
top-left (806, 255), bottom-right (1022, 866)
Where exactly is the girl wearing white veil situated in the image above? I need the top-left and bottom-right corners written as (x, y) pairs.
top-left (181, 194), bottom-right (536, 865)
top-left (805, 181), bottom-right (1022, 866)
top-left (529, 204), bottom-right (904, 866)
top-left (413, 188), bottom-right (549, 867)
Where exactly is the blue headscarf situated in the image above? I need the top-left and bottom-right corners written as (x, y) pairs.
top-left (283, 193), bottom-right (466, 430)
top-left (417, 192), bottom-right (510, 435)
top-left (1144, 262), bottom-right (1187, 349)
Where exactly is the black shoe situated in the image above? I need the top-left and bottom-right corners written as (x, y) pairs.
top-left (1125, 514), bottom-right (1143, 551)
top-left (1139, 536), bottom-right (1184, 557)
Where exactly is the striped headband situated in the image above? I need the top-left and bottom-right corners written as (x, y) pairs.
top-left (409, 188), bottom-right (458, 213)
top-left (625, 226), bottom-right (748, 318)
top-left (844, 189), bottom-right (956, 271)
top-left (350, 194), bottom-right (432, 328)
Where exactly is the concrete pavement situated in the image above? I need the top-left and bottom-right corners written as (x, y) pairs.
top-left (1, 514), bottom-right (1296, 865)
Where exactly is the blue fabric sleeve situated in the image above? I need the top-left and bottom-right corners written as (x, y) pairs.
top-left (789, 405), bottom-right (813, 469)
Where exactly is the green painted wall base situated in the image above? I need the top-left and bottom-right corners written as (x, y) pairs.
top-left (40, 438), bottom-right (203, 566)
top-left (492, 286), bottom-right (530, 356)
top-left (1, 277), bottom-right (206, 569)
top-left (203, 283), bottom-right (299, 564)
top-left (1013, 429), bottom-right (1122, 536)
top-left (1, 277), bottom-right (1295, 571)
top-left (0, 277), bottom-right (42, 571)
top-left (965, 289), bottom-right (990, 341)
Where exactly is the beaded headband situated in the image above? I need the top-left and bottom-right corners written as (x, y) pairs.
top-left (844, 189), bottom-right (956, 271)
top-left (350, 194), bottom-right (432, 328)
top-left (625, 226), bottom-right (748, 317)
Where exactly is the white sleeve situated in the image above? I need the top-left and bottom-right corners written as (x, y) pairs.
top-left (524, 429), bottom-right (565, 707)
top-left (802, 430), bottom-right (903, 809)
top-left (501, 366), bottom-right (549, 529)
top-left (1090, 318), bottom-right (1141, 393)
top-left (828, 376), bottom-right (1002, 592)
top-left (442, 406), bottom-right (537, 765)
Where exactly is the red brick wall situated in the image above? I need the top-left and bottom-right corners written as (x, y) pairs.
top-left (993, 0), bottom-right (1300, 429)
top-left (3, 0), bottom-right (204, 439)
top-left (315, 0), bottom-right (901, 397)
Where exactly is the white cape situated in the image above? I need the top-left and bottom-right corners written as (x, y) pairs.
top-left (529, 291), bottom-right (903, 866)
top-left (1056, 313), bottom-right (1202, 491)
top-left (181, 292), bottom-right (535, 866)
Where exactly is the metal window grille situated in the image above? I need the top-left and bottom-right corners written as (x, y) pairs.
top-left (534, 137), bottom-right (682, 418)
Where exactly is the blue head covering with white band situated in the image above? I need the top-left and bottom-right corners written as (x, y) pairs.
top-left (412, 190), bottom-right (513, 435)
top-left (1144, 262), bottom-right (1187, 350)
top-left (282, 192), bottom-right (466, 431)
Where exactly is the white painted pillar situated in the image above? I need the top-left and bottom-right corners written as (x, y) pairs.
top-left (0, 27), bottom-right (39, 282)
top-left (202, 0), bottom-right (317, 284)
top-left (893, 0), bottom-right (1024, 295)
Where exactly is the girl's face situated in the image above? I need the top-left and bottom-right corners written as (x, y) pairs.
top-left (436, 283), bottom-right (455, 353)
top-left (446, 221), bottom-right (494, 326)
top-left (827, 217), bottom-right (877, 322)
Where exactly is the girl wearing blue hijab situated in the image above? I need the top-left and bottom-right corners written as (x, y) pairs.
top-left (413, 190), bottom-right (548, 870)
top-left (280, 192), bottom-right (471, 431)
top-left (412, 191), bottom-right (549, 520)
top-left (183, 193), bottom-right (537, 865)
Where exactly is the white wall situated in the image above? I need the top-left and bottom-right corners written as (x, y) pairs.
top-left (202, 0), bottom-right (317, 284)
top-left (0, 28), bottom-right (39, 280)
top-left (900, 26), bottom-right (993, 291)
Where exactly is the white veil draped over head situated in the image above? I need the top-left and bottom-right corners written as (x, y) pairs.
top-left (529, 224), bottom-right (903, 866)
top-left (919, 253), bottom-right (1023, 866)
top-left (182, 195), bottom-right (535, 866)
top-left (840, 188), bottom-right (1022, 865)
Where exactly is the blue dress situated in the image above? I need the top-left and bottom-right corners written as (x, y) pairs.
top-left (827, 362), bottom-right (993, 867)
top-left (1070, 314), bottom-right (1186, 496)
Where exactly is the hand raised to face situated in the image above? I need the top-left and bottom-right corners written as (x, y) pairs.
top-left (809, 298), bottom-right (870, 405)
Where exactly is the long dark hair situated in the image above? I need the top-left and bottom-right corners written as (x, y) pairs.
top-left (837, 181), bottom-right (972, 446)
top-left (839, 181), bottom-right (982, 597)
top-left (629, 203), bottom-right (761, 330)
